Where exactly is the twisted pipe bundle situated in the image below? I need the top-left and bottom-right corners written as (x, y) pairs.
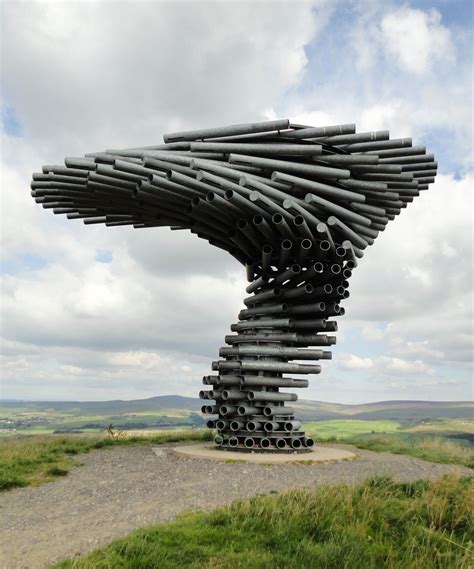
top-left (30, 118), bottom-right (437, 452)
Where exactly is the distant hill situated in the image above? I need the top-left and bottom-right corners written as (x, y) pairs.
top-left (0, 395), bottom-right (202, 416)
top-left (293, 400), bottom-right (474, 421)
top-left (1, 396), bottom-right (472, 422)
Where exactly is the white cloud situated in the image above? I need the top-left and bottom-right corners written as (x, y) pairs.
top-left (0, 0), bottom-right (323, 399)
top-left (350, 3), bottom-right (455, 75)
top-left (338, 354), bottom-right (434, 376)
top-left (359, 101), bottom-right (413, 138)
top-left (384, 357), bottom-right (434, 376)
top-left (1, 1), bottom-right (472, 403)
top-left (360, 323), bottom-right (386, 342)
top-left (380, 7), bottom-right (455, 74)
top-left (0, 340), bottom-right (212, 400)
top-left (339, 354), bottom-right (374, 370)
top-left (347, 174), bottom-right (472, 317)
top-left (350, 0), bottom-right (384, 71)
top-left (293, 2), bottom-right (472, 168)
top-left (1, 1), bottom-right (325, 156)
top-left (341, 174), bottom-right (473, 373)
top-left (291, 110), bottom-right (338, 128)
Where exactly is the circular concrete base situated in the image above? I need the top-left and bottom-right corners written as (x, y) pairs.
top-left (172, 443), bottom-right (356, 464)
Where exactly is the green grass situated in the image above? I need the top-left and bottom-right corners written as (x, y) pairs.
top-left (304, 419), bottom-right (474, 468)
top-left (339, 434), bottom-right (474, 469)
top-left (404, 419), bottom-right (474, 435)
top-left (0, 429), bottom-right (213, 491)
top-left (305, 419), bottom-right (401, 439)
top-left (0, 404), bottom-right (201, 438)
top-left (51, 475), bottom-right (474, 569)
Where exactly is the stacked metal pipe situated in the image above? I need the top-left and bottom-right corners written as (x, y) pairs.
top-left (30, 118), bottom-right (437, 452)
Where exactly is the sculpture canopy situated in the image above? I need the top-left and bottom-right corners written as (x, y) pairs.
top-left (31, 119), bottom-right (437, 452)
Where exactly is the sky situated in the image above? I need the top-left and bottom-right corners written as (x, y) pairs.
top-left (1, 0), bottom-right (473, 403)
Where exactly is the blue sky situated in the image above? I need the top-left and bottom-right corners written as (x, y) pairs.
top-left (2, 106), bottom-right (23, 137)
top-left (1, 0), bottom-right (472, 403)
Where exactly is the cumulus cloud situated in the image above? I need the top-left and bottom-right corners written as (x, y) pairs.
top-left (342, 174), bottom-right (473, 373)
top-left (385, 357), bottom-right (435, 376)
top-left (350, 3), bottom-right (455, 75)
top-left (0, 0), bottom-right (332, 400)
top-left (1, 0), bottom-right (472, 403)
top-left (338, 353), bottom-right (435, 376)
top-left (380, 7), bottom-right (455, 74)
top-left (339, 354), bottom-right (374, 370)
top-left (1, 1), bottom-right (324, 157)
top-left (360, 323), bottom-right (387, 342)
top-left (288, 0), bottom-right (473, 168)
top-left (0, 340), bottom-right (212, 400)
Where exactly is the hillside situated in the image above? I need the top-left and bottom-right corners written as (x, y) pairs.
top-left (292, 399), bottom-right (474, 421)
top-left (1, 396), bottom-right (472, 420)
top-left (0, 395), bottom-right (201, 416)
top-left (1, 396), bottom-right (472, 433)
top-left (0, 395), bottom-right (204, 435)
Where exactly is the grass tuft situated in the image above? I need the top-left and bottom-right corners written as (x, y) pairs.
top-left (46, 466), bottom-right (69, 477)
top-left (51, 475), bottom-right (474, 569)
top-left (337, 434), bottom-right (474, 468)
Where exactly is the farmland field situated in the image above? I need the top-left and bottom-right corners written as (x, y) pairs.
top-left (304, 419), bottom-right (401, 439)
top-left (1, 396), bottom-right (472, 490)
top-left (304, 418), bottom-right (474, 441)
top-left (404, 418), bottom-right (474, 435)
top-left (0, 396), bottom-right (204, 437)
top-left (1, 397), bottom-right (472, 445)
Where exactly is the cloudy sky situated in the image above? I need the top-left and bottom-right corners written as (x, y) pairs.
top-left (1, 0), bottom-right (472, 403)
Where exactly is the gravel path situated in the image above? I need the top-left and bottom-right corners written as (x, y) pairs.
top-left (0, 443), bottom-right (471, 569)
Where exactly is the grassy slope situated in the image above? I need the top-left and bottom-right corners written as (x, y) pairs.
top-left (52, 475), bottom-right (474, 569)
top-left (339, 434), bottom-right (474, 469)
top-left (0, 395), bottom-right (201, 417)
top-left (3, 398), bottom-right (473, 432)
top-left (304, 419), bottom-right (474, 468)
top-left (405, 419), bottom-right (474, 434)
top-left (3, 418), bottom-right (473, 491)
top-left (305, 419), bottom-right (401, 438)
top-left (0, 430), bottom-right (212, 491)
top-left (0, 397), bottom-right (203, 437)
top-left (293, 400), bottom-right (474, 421)
top-left (0, 408), bottom-right (199, 436)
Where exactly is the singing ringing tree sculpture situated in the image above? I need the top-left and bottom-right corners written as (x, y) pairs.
top-left (30, 119), bottom-right (437, 452)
